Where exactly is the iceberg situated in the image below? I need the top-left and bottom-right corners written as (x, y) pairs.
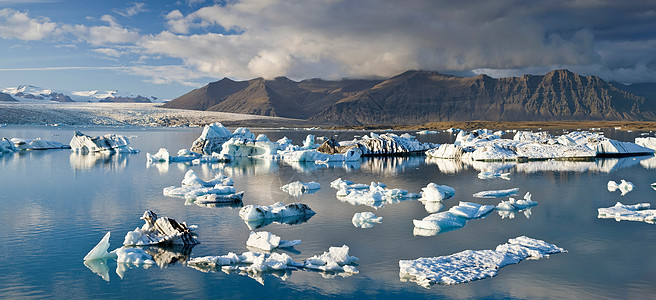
top-left (338, 132), bottom-right (437, 157)
top-left (607, 180), bottom-right (634, 195)
top-left (181, 169), bottom-right (233, 187)
top-left (418, 182), bottom-right (455, 202)
top-left (0, 137), bottom-right (18, 153)
top-left (448, 202), bottom-right (496, 219)
top-left (399, 236), bottom-right (567, 287)
top-left (123, 210), bottom-right (199, 246)
top-left (163, 170), bottom-right (242, 204)
top-left (239, 202), bottom-right (316, 225)
top-left (280, 181), bottom-right (321, 197)
top-left (146, 148), bottom-right (232, 164)
top-left (303, 245), bottom-right (359, 273)
top-left (335, 181), bottom-right (420, 209)
top-left (496, 192), bottom-right (537, 211)
top-left (352, 212), bottom-right (383, 228)
top-left (473, 188), bottom-right (520, 198)
top-left (84, 231), bottom-right (116, 261)
top-left (635, 137), bottom-right (656, 150)
top-left (477, 171), bottom-right (510, 180)
top-left (597, 202), bottom-right (656, 224)
top-left (70, 131), bottom-right (139, 153)
top-left (246, 231), bottom-right (301, 251)
top-left (10, 138), bottom-right (69, 150)
top-left (190, 122), bottom-right (233, 154)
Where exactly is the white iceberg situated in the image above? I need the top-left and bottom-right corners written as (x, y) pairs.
top-left (190, 122), bottom-right (233, 154)
top-left (181, 169), bottom-right (233, 187)
top-left (84, 231), bottom-right (116, 261)
top-left (597, 202), bottom-right (656, 224)
top-left (246, 231), bottom-right (302, 251)
top-left (239, 202), bottom-right (316, 222)
top-left (496, 192), bottom-right (537, 211)
top-left (607, 180), bottom-right (634, 195)
top-left (473, 188), bottom-right (520, 198)
top-left (10, 138), bottom-right (69, 150)
top-left (399, 236), bottom-right (566, 287)
top-left (303, 245), bottom-right (359, 273)
top-left (413, 202), bottom-right (494, 235)
top-left (163, 170), bottom-right (242, 203)
top-left (335, 181), bottom-right (419, 209)
top-left (280, 181), bottom-right (321, 197)
top-left (146, 148), bottom-right (171, 163)
top-left (418, 182), bottom-right (455, 202)
top-left (448, 201), bottom-right (496, 219)
top-left (123, 211), bottom-right (199, 246)
top-left (330, 178), bottom-right (370, 190)
top-left (635, 137), bottom-right (656, 150)
top-left (70, 131), bottom-right (139, 153)
top-left (352, 212), bottom-right (383, 228)
top-left (477, 171), bottom-right (510, 180)
top-left (1, 137), bottom-right (18, 153)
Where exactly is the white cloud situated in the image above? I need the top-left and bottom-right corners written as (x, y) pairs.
top-left (92, 48), bottom-right (122, 57)
top-left (0, 8), bottom-right (58, 40)
top-left (115, 2), bottom-right (147, 17)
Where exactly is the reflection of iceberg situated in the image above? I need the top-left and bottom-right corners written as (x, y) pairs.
top-left (359, 156), bottom-right (426, 175)
top-left (640, 156), bottom-right (656, 169)
top-left (598, 202), bottom-right (656, 224)
top-left (84, 258), bottom-right (111, 282)
top-left (424, 157), bottom-right (469, 174)
top-left (244, 213), bottom-right (315, 230)
top-left (69, 152), bottom-right (129, 171)
top-left (140, 244), bottom-right (195, 268)
top-left (495, 192), bottom-right (537, 219)
top-left (399, 236), bottom-right (566, 287)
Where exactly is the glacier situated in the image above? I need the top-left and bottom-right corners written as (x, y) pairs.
top-left (399, 236), bottom-right (566, 287)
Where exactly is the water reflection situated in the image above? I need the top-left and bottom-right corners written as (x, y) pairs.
top-left (69, 152), bottom-right (131, 171)
top-left (83, 258), bottom-right (111, 282)
top-left (497, 208), bottom-right (533, 219)
top-left (244, 214), bottom-right (314, 230)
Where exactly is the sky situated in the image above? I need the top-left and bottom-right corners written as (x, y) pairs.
top-left (0, 0), bottom-right (655, 100)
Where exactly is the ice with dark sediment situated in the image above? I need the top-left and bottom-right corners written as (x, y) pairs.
top-left (473, 188), bottom-right (520, 198)
top-left (70, 131), bottom-right (139, 153)
top-left (190, 122), bottom-right (233, 155)
top-left (598, 202), bottom-right (656, 224)
top-left (399, 236), bottom-right (566, 287)
top-left (607, 180), bottom-right (634, 196)
top-left (281, 181), bottom-right (321, 197)
top-left (426, 129), bottom-right (653, 161)
top-left (123, 210), bottom-right (199, 246)
top-left (334, 132), bottom-right (438, 156)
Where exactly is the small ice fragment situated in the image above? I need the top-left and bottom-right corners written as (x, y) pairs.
top-left (448, 201), bottom-right (495, 219)
top-left (281, 181), bottom-right (321, 197)
top-left (496, 192), bottom-right (537, 211)
top-left (303, 245), bottom-right (359, 273)
top-left (84, 231), bottom-right (117, 261)
top-left (473, 188), bottom-right (519, 198)
top-left (246, 231), bottom-right (301, 251)
top-left (477, 171), bottom-right (511, 180)
top-left (419, 182), bottom-right (455, 202)
top-left (239, 202), bottom-right (316, 222)
top-left (607, 180), bottom-right (634, 195)
top-left (352, 212), bottom-right (383, 228)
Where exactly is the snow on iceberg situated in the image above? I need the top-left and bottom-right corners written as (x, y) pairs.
top-left (413, 202), bottom-right (494, 236)
top-left (473, 188), bottom-right (519, 198)
top-left (239, 202), bottom-right (316, 229)
top-left (246, 231), bottom-right (301, 251)
top-left (304, 245), bottom-right (359, 273)
top-left (335, 181), bottom-right (420, 209)
top-left (399, 236), bottom-right (567, 287)
top-left (607, 180), bottom-right (634, 195)
top-left (190, 122), bottom-right (233, 155)
top-left (419, 182), bottom-right (455, 202)
top-left (496, 192), bottom-right (537, 211)
top-left (280, 181), bottom-right (321, 197)
top-left (70, 131), bottom-right (139, 153)
top-left (597, 202), bottom-right (656, 224)
top-left (123, 210), bottom-right (199, 246)
top-left (352, 212), bottom-right (383, 228)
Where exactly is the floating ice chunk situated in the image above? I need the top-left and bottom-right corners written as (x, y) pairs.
top-left (330, 178), bottom-right (370, 190)
top-left (304, 245), bottom-right (359, 273)
top-left (413, 212), bottom-right (467, 232)
top-left (448, 201), bottom-right (495, 219)
top-left (352, 212), bottom-right (383, 228)
top-left (123, 211), bottom-right (199, 246)
top-left (0, 137), bottom-right (18, 153)
top-left (416, 130), bottom-right (437, 135)
top-left (193, 192), bottom-right (244, 204)
top-left (246, 231), bottom-right (301, 251)
top-left (399, 236), bottom-right (566, 287)
top-left (113, 247), bottom-right (156, 265)
top-left (335, 181), bottom-right (418, 209)
top-left (419, 182), bottom-right (455, 202)
top-left (652, 182), bottom-right (656, 191)
top-left (10, 138), bottom-right (69, 150)
top-left (635, 137), bottom-right (656, 150)
top-left (146, 148), bottom-right (170, 163)
top-left (187, 251), bottom-right (302, 275)
top-left (70, 131), bottom-right (139, 153)
top-left (181, 170), bottom-right (233, 187)
top-left (190, 122), bottom-right (233, 154)
top-left (477, 171), bottom-right (510, 180)
top-left (496, 192), bottom-right (537, 211)
top-left (239, 202), bottom-right (316, 222)
top-left (473, 188), bottom-right (519, 198)
top-left (597, 202), bottom-right (656, 223)
top-left (280, 181), bottom-right (321, 197)
top-left (607, 180), bottom-right (634, 195)
top-left (84, 231), bottom-right (117, 261)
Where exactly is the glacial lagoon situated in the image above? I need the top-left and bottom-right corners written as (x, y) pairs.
top-left (2, 125), bottom-right (656, 298)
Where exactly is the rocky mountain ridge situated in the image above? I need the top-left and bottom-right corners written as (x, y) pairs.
top-left (164, 69), bottom-right (656, 125)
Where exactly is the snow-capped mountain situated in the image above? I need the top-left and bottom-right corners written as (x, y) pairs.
top-left (1, 85), bottom-right (158, 103)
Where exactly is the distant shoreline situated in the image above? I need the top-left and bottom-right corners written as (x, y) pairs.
top-left (2, 102), bottom-right (656, 131)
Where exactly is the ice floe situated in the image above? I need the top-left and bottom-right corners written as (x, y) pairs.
top-left (477, 171), bottom-right (510, 180)
top-left (473, 188), bottom-right (519, 198)
top-left (418, 182), bottom-right (455, 202)
top-left (280, 181), bottom-right (321, 197)
top-left (163, 170), bottom-right (243, 205)
top-left (146, 148), bottom-right (232, 164)
top-left (399, 236), bottom-right (566, 287)
top-left (426, 129), bottom-right (653, 161)
top-left (246, 231), bottom-right (302, 251)
top-left (413, 202), bottom-right (494, 236)
top-left (597, 202), bottom-right (656, 224)
top-left (333, 132), bottom-right (437, 157)
top-left (496, 192), bottom-right (537, 211)
top-left (187, 244), bottom-right (359, 284)
top-left (123, 210), bottom-right (199, 246)
top-left (607, 180), bottom-right (634, 196)
top-left (352, 212), bottom-right (383, 228)
top-left (70, 131), bottom-right (139, 153)
top-left (239, 202), bottom-right (316, 229)
top-left (333, 180), bottom-right (420, 209)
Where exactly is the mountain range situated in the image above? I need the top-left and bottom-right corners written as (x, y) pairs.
top-left (0, 85), bottom-right (157, 103)
top-left (163, 69), bottom-right (656, 125)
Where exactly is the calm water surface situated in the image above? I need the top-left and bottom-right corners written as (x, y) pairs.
top-left (1, 125), bottom-right (656, 299)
